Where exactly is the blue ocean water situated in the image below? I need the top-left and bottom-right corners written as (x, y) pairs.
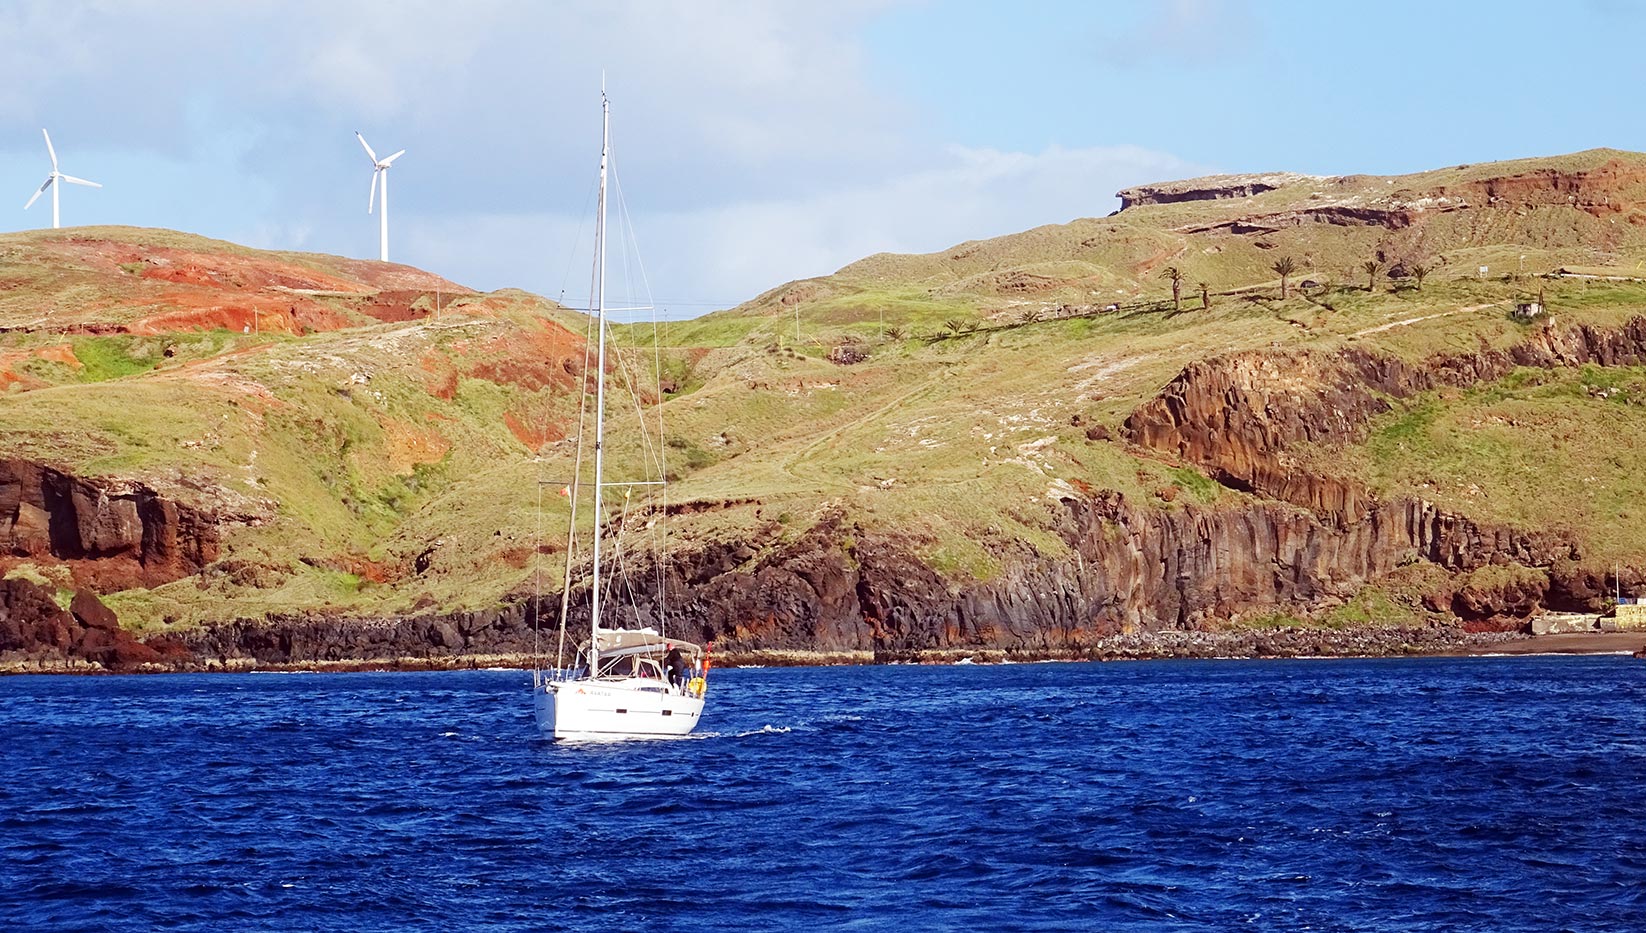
top-left (3, 656), bottom-right (1645, 932)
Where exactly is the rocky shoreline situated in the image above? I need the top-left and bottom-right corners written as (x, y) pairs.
top-left (6, 620), bottom-right (1639, 675)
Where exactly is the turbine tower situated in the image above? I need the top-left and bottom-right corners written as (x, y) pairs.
top-left (356, 131), bottom-right (405, 262)
top-left (23, 130), bottom-right (101, 229)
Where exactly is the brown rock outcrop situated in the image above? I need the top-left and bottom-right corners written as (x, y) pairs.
top-left (0, 579), bottom-right (186, 671)
top-left (1123, 317), bottom-right (1646, 522)
top-left (1117, 172), bottom-right (1319, 210)
top-left (1126, 157), bottom-right (1646, 233)
top-left (1435, 158), bottom-right (1646, 218)
top-left (0, 459), bottom-right (219, 590)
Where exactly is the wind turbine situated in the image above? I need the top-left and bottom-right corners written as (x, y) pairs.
top-left (356, 131), bottom-right (405, 262)
top-left (23, 129), bottom-right (101, 229)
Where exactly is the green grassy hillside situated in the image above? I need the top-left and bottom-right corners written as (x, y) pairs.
top-left (8, 151), bottom-right (1646, 637)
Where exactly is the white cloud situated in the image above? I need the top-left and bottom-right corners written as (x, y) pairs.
top-left (0, 1), bottom-right (1206, 312)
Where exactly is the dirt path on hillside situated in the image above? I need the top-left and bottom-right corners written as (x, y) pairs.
top-left (779, 374), bottom-right (947, 488)
top-left (1132, 240), bottom-right (1187, 278)
top-left (1350, 303), bottom-right (1498, 337)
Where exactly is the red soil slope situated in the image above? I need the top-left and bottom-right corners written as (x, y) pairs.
top-left (0, 229), bottom-right (476, 336)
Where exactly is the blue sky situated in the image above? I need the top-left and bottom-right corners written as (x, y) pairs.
top-left (1, 1), bottom-right (1640, 315)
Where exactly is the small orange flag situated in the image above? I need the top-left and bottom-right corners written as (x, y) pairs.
top-left (559, 486), bottom-right (571, 498)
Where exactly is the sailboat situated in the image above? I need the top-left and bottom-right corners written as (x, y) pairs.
top-left (531, 90), bottom-right (709, 741)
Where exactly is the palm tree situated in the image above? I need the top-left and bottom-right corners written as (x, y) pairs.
top-left (1272, 256), bottom-right (1297, 300)
top-left (1197, 281), bottom-right (1211, 310)
top-left (1161, 266), bottom-right (1184, 312)
top-left (943, 318), bottom-right (964, 336)
top-left (1361, 259), bottom-right (1382, 292)
top-left (1410, 262), bottom-right (1431, 292)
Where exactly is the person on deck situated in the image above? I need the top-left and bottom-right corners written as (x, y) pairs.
top-left (665, 646), bottom-right (688, 693)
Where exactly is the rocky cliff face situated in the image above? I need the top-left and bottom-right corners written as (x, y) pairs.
top-left (1116, 173), bottom-right (1320, 210)
top-left (1123, 317), bottom-right (1646, 520)
top-left (13, 316), bottom-right (1646, 671)
top-left (1443, 159), bottom-right (1646, 218)
top-left (0, 458), bottom-right (219, 590)
top-left (1122, 158), bottom-right (1646, 233)
top-left (153, 485), bottom-right (1592, 669)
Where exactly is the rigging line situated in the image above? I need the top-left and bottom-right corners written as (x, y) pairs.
top-left (604, 339), bottom-right (670, 639)
top-left (603, 304), bottom-right (667, 481)
top-left (606, 495), bottom-right (630, 615)
top-left (554, 160), bottom-right (606, 672)
top-left (598, 146), bottom-right (672, 640)
top-left (611, 165), bottom-right (662, 327)
top-left (554, 176), bottom-right (600, 309)
top-left (533, 479), bottom-right (542, 672)
top-left (613, 493), bottom-right (651, 631)
top-left (646, 366), bottom-right (669, 640)
top-left (554, 311), bottom-right (596, 673)
top-left (610, 333), bottom-right (667, 482)
top-left (636, 219), bottom-right (671, 640)
top-left (604, 153), bottom-right (654, 477)
top-left (600, 270), bottom-right (669, 485)
top-left (609, 155), bottom-right (674, 641)
top-left (610, 143), bottom-right (637, 327)
top-left (605, 186), bottom-right (665, 485)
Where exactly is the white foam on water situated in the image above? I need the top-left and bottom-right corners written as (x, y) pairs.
top-left (1473, 650), bottom-right (1637, 657)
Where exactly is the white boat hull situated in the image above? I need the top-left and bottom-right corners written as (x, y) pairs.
top-left (534, 678), bottom-right (705, 740)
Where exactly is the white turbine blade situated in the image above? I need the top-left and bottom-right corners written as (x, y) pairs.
top-left (368, 170), bottom-right (379, 213)
top-left (379, 148), bottom-right (406, 166)
top-left (59, 174), bottom-right (101, 188)
top-left (41, 129), bottom-right (57, 169)
top-left (355, 131), bottom-right (377, 163)
top-left (24, 176), bottom-right (53, 210)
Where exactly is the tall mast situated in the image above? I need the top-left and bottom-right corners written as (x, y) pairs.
top-left (588, 89), bottom-right (611, 675)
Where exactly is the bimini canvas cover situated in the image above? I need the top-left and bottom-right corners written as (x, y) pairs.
top-left (581, 628), bottom-right (703, 658)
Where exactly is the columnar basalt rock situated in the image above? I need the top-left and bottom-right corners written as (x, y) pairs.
top-left (1122, 317), bottom-right (1646, 523)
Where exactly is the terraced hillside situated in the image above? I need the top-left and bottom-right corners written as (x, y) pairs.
top-left (8, 150), bottom-right (1646, 671)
